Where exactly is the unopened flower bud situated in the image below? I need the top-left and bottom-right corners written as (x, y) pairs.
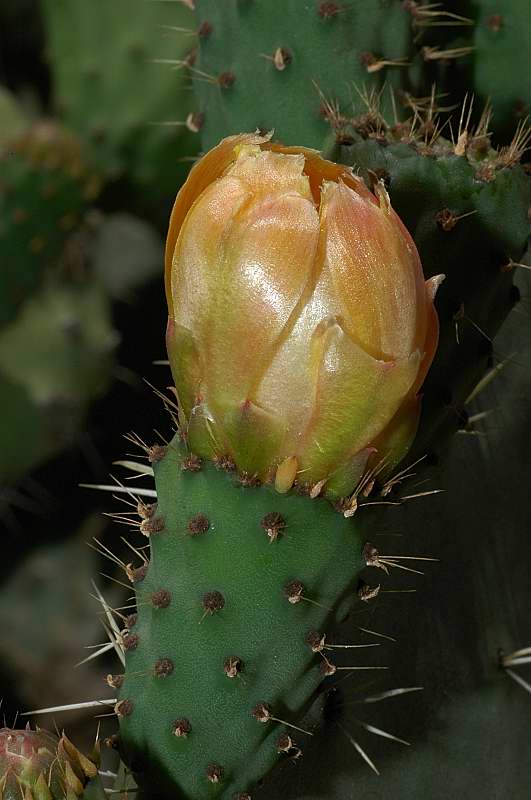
top-left (0, 727), bottom-right (98, 799)
top-left (165, 133), bottom-right (442, 496)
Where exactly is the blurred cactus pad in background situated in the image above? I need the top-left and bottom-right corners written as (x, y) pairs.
top-left (0, 1), bottom-right (530, 799)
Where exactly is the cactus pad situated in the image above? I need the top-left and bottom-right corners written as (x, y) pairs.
top-left (118, 437), bottom-right (366, 798)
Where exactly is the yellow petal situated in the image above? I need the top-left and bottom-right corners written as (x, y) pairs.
top-left (171, 148), bottom-right (320, 418)
top-left (170, 174), bottom-right (249, 333)
top-left (209, 190), bottom-right (319, 406)
top-left (298, 316), bottom-right (420, 482)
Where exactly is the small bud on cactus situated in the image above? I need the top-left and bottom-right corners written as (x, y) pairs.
top-left (0, 726), bottom-right (98, 800)
top-left (165, 133), bottom-right (442, 495)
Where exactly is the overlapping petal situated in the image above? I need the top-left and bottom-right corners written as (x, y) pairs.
top-left (297, 316), bottom-right (420, 483)
top-left (319, 180), bottom-right (427, 361)
top-left (165, 134), bottom-right (441, 493)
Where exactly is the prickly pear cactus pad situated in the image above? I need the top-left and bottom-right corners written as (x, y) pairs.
top-left (114, 132), bottom-right (442, 798)
top-left (191, 0), bottom-right (418, 150)
top-left (117, 439), bottom-right (366, 799)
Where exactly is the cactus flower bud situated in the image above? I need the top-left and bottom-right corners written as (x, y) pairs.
top-left (0, 726), bottom-right (99, 799)
top-left (165, 133), bottom-right (442, 497)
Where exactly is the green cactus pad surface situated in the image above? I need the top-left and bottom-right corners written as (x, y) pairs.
top-left (192, 0), bottom-right (418, 150)
top-left (472, 0), bottom-right (531, 141)
top-left (118, 437), bottom-right (366, 799)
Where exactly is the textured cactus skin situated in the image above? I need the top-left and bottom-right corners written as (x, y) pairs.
top-left (326, 134), bottom-right (531, 454)
top-left (471, 0), bottom-right (531, 141)
top-left (0, 281), bottom-right (115, 481)
top-left (0, 118), bottom-right (100, 325)
top-left (118, 437), bottom-right (365, 799)
top-left (40, 0), bottom-right (199, 192)
top-left (192, 0), bottom-right (417, 150)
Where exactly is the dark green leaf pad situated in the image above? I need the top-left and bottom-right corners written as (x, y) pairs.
top-left (118, 437), bottom-right (365, 799)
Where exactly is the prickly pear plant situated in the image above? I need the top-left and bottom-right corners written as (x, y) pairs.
top-left (0, 726), bottom-right (105, 800)
top-left (18, 1), bottom-right (529, 797)
top-left (0, 93), bottom-right (101, 324)
top-left (101, 133), bottom-right (444, 799)
top-left (40, 0), bottom-right (201, 193)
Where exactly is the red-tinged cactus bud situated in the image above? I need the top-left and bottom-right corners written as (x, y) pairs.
top-left (165, 133), bottom-right (443, 496)
top-left (0, 726), bottom-right (98, 800)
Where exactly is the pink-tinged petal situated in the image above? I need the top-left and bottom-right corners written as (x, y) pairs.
top-left (165, 132), bottom-right (272, 316)
top-left (170, 174), bottom-right (249, 333)
top-left (297, 316), bottom-right (420, 483)
top-left (320, 180), bottom-right (427, 361)
top-left (426, 273), bottom-right (445, 302)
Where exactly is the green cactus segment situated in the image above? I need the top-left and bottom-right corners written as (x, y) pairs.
top-left (329, 133), bottom-right (531, 452)
top-left (118, 438), bottom-right (365, 799)
top-left (0, 281), bottom-right (116, 481)
top-left (472, 0), bottom-right (531, 141)
top-left (0, 120), bottom-right (100, 325)
top-left (192, 0), bottom-right (417, 150)
top-left (41, 0), bottom-right (199, 192)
